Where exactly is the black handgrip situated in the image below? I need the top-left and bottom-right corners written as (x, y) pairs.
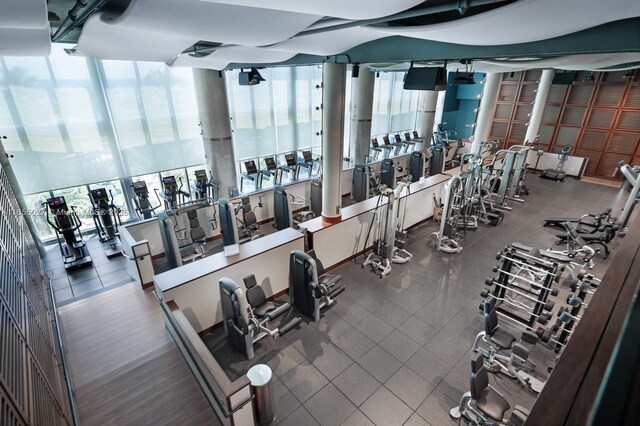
top-left (278, 317), bottom-right (302, 337)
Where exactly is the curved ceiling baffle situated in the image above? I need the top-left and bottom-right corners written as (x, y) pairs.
top-left (16, 0), bottom-right (638, 70)
top-left (0, 0), bottom-right (50, 56)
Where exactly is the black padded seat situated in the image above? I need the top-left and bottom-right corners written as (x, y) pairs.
top-left (253, 302), bottom-right (277, 318)
top-left (244, 274), bottom-right (276, 318)
top-left (483, 302), bottom-right (516, 350)
top-left (476, 388), bottom-right (510, 422)
top-left (489, 326), bottom-right (516, 349)
top-left (307, 249), bottom-right (342, 287)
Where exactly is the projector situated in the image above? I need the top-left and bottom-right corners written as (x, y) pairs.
top-left (453, 72), bottom-right (475, 85)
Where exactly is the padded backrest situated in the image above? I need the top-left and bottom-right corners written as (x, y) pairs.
top-left (302, 150), bottom-right (313, 162)
top-left (273, 186), bottom-right (292, 230)
top-left (380, 158), bottom-right (395, 189)
top-left (289, 251), bottom-right (316, 317)
top-left (483, 300), bottom-right (499, 335)
top-left (409, 151), bottom-right (424, 183)
top-left (244, 210), bottom-right (257, 227)
top-left (470, 353), bottom-right (489, 400)
top-left (243, 274), bottom-right (266, 309)
top-left (307, 249), bottom-right (326, 277)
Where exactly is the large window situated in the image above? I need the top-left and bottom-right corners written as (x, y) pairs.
top-left (0, 44), bottom-right (203, 195)
top-left (371, 71), bottom-right (420, 136)
top-left (226, 66), bottom-right (323, 161)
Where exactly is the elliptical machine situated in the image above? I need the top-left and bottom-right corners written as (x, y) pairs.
top-left (131, 180), bottom-right (159, 220)
top-left (156, 175), bottom-right (190, 210)
top-left (44, 196), bottom-right (92, 270)
top-left (192, 169), bottom-right (218, 201)
top-left (88, 187), bottom-right (123, 258)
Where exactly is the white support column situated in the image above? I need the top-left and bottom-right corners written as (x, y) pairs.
top-left (321, 62), bottom-right (346, 222)
top-left (350, 65), bottom-right (375, 165)
top-left (433, 90), bottom-right (446, 132)
top-left (416, 91), bottom-right (439, 144)
top-left (525, 69), bottom-right (555, 143)
top-left (471, 72), bottom-right (501, 155)
top-left (193, 69), bottom-right (237, 198)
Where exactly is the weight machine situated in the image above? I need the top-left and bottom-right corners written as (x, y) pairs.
top-left (612, 160), bottom-right (640, 235)
top-left (363, 180), bottom-right (413, 278)
top-left (88, 187), bottom-right (123, 258)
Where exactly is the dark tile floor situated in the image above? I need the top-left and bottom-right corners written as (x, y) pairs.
top-left (44, 235), bottom-right (136, 306)
top-left (203, 175), bottom-right (620, 426)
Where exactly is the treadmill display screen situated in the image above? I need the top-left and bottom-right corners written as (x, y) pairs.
top-left (265, 157), bottom-right (276, 169)
top-left (285, 154), bottom-right (296, 166)
top-left (244, 160), bottom-right (258, 174)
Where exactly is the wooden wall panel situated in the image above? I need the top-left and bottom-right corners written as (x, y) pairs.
top-left (489, 70), bottom-right (640, 178)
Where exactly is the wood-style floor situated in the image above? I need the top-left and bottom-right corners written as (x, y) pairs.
top-left (58, 282), bottom-right (220, 425)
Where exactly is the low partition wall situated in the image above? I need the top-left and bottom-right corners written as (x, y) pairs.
top-left (301, 174), bottom-right (450, 269)
top-left (154, 228), bottom-right (305, 333)
top-left (158, 297), bottom-right (255, 426)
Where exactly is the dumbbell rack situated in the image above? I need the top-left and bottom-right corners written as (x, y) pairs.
top-left (551, 273), bottom-right (599, 352)
top-left (486, 247), bottom-right (560, 328)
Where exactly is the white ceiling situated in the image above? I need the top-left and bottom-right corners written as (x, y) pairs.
top-left (2, 0), bottom-right (639, 69)
top-left (0, 0), bottom-right (50, 55)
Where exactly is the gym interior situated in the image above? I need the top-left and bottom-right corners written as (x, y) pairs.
top-left (1, 1), bottom-right (639, 425)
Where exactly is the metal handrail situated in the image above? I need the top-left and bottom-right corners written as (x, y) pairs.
top-left (47, 276), bottom-right (79, 426)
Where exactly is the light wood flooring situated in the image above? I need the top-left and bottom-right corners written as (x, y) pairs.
top-left (58, 283), bottom-right (220, 425)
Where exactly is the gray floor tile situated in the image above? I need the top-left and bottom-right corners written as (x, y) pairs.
top-left (54, 287), bottom-right (74, 303)
top-left (304, 383), bottom-right (356, 426)
top-left (95, 260), bottom-right (125, 277)
top-left (398, 316), bottom-right (438, 346)
top-left (51, 275), bottom-right (70, 291)
top-left (413, 302), bottom-right (459, 330)
top-left (406, 348), bottom-right (454, 386)
top-left (360, 386), bottom-right (412, 426)
top-left (404, 413), bottom-right (430, 426)
top-left (416, 389), bottom-right (458, 426)
top-left (274, 380), bottom-right (300, 421)
top-left (90, 255), bottom-right (112, 266)
top-left (379, 330), bottom-right (421, 363)
top-left (100, 268), bottom-right (132, 287)
top-left (287, 326), bottom-right (332, 360)
top-left (373, 303), bottom-right (412, 328)
top-left (334, 328), bottom-right (376, 360)
top-left (335, 302), bottom-right (371, 326)
top-left (310, 343), bottom-right (353, 381)
top-left (68, 267), bottom-right (98, 285)
top-left (385, 366), bottom-right (434, 410)
top-left (281, 361), bottom-right (329, 403)
top-left (423, 332), bottom-right (471, 364)
top-left (357, 346), bottom-right (402, 383)
top-left (355, 315), bottom-right (394, 343)
top-left (355, 293), bottom-right (386, 313)
top-left (71, 277), bottom-right (103, 297)
top-left (48, 266), bottom-right (68, 280)
top-left (264, 344), bottom-right (306, 379)
top-left (278, 405), bottom-right (319, 426)
top-left (333, 363), bottom-right (380, 407)
top-left (312, 314), bottom-right (354, 341)
top-left (341, 409), bottom-right (374, 426)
